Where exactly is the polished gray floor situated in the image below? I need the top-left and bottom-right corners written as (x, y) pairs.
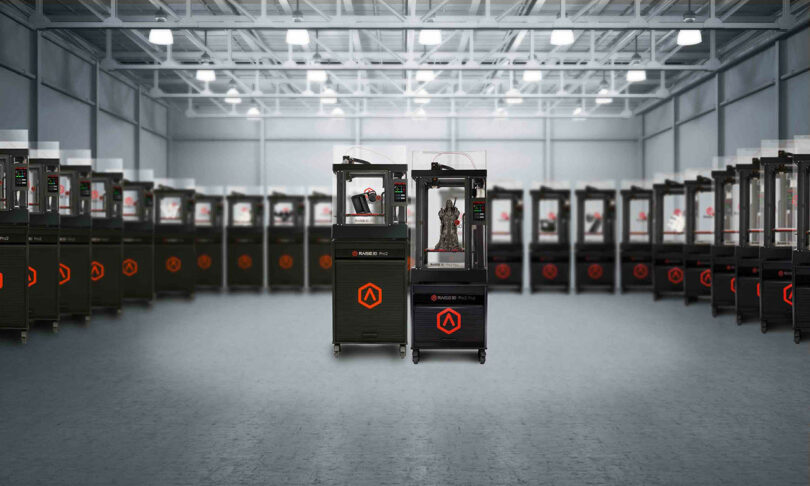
top-left (0, 290), bottom-right (808, 485)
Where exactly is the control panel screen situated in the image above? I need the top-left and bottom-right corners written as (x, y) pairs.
top-left (112, 185), bottom-right (123, 201)
top-left (47, 175), bottom-right (59, 193)
top-left (472, 199), bottom-right (486, 221)
top-left (15, 168), bottom-right (27, 187)
top-left (393, 182), bottom-right (407, 202)
top-left (79, 180), bottom-right (92, 197)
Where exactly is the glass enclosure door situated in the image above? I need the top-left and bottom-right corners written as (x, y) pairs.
top-left (722, 182), bottom-right (740, 245)
top-left (0, 162), bottom-right (6, 211)
top-left (123, 188), bottom-right (140, 222)
top-left (343, 173), bottom-right (385, 225)
top-left (91, 180), bottom-right (106, 218)
top-left (426, 184), bottom-right (466, 268)
top-left (195, 201), bottom-right (213, 226)
top-left (313, 200), bottom-right (332, 226)
top-left (662, 194), bottom-right (685, 243)
top-left (538, 198), bottom-right (559, 243)
top-left (491, 198), bottom-right (512, 243)
top-left (27, 166), bottom-right (41, 214)
top-left (750, 176), bottom-right (763, 246)
top-left (628, 198), bottom-right (650, 243)
top-left (583, 199), bottom-right (605, 243)
top-left (774, 168), bottom-right (797, 247)
top-left (694, 190), bottom-right (714, 244)
top-left (231, 201), bottom-right (254, 227)
top-left (272, 201), bottom-right (294, 227)
top-left (159, 196), bottom-right (183, 224)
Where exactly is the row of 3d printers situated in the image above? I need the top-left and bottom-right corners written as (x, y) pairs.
top-left (497, 137), bottom-right (808, 344)
top-left (0, 131), bottom-right (334, 344)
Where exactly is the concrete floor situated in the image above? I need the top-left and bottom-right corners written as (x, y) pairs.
top-left (0, 290), bottom-right (807, 486)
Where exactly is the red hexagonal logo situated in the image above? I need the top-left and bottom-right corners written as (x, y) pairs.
top-left (59, 263), bottom-right (71, 285)
top-left (319, 254), bottom-right (332, 270)
top-left (730, 277), bottom-right (736, 293)
top-left (357, 282), bottom-right (382, 309)
top-left (495, 263), bottom-right (511, 280)
top-left (436, 307), bottom-right (461, 335)
top-left (699, 269), bottom-right (712, 288)
top-left (197, 254), bottom-right (212, 270)
top-left (278, 254), bottom-right (293, 270)
top-left (27, 266), bottom-right (37, 287)
top-left (667, 267), bottom-right (684, 284)
top-left (542, 263), bottom-right (558, 280)
top-left (587, 264), bottom-right (603, 280)
top-left (90, 261), bottom-right (105, 281)
top-left (122, 258), bottom-right (138, 277)
top-left (166, 256), bottom-right (182, 273)
top-left (238, 254), bottom-right (253, 270)
top-left (783, 283), bottom-right (793, 307)
top-left (633, 263), bottom-right (649, 280)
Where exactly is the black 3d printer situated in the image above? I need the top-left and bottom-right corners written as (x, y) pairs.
top-left (122, 170), bottom-right (155, 302)
top-left (90, 161), bottom-right (124, 314)
top-left (487, 184), bottom-right (523, 291)
top-left (332, 155), bottom-right (408, 358)
top-left (792, 142), bottom-right (810, 344)
top-left (267, 189), bottom-right (305, 290)
top-left (0, 133), bottom-right (30, 343)
top-left (683, 175), bottom-right (714, 305)
top-left (58, 156), bottom-right (93, 322)
top-left (411, 152), bottom-right (488, 364)
top-left (226, 189), bottom-right (264, 290)
top-left (574, 185), bottom-right (616, 293)
top-left (619, 184), bottom-right (653, 293)
top-left (529, 185), bottom-right (570, 292)
top-left (710, 166), bottom-right (739, 317)
top-left (759, 148), bottom-right (796, 334)
top-left (154, 179), bottom-right (196, 297)
top-left (27, 143), bottom-right (61, 331)
top-left (734, 158), bottom-right (763, 324)
top-left (194, 188), bottom-right (224, 290)
top-left (307, 189), bottom-right (333, 289)
top-left (651, 179), bottom-right (685, 300)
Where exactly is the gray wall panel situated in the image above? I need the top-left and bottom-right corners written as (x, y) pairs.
top-left (41, 39), bottom-right (93, 102)
top-left (99, 71), bottom-right (136, 121)
top-left (140, 130), bottom-right (168, 177)
top-left (140, 96), bottom-right (168, 135)
top-left (170, 141), bottom-right (260, 185)
top-left (644, 131), bottom-right (674, 178)
top-left (98, 112), bottom-right (136, 169)
top-left (722, 87), bottom-right (778, 157)
top-left (0, 67), bottom-right (33, 131)
top-left (677, 111), bottom-right (717, 172)
top-left (644, 102), bottom-right (672, 136)
top-left (38, 86), bottom-right (92, 150)
top-left (677, 79), bottom-right (715, 122)
top-left (0, 14), bottom-right (34, 74)
top-left (784, 27), bottom-right (810, 74)
top-left (723, 47), bottom-right (775, 103)
top-left (552, 141), bottom-right (637, 182)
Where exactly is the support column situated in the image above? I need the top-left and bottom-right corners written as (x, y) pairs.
top-left (33, 31), bottom-right (42, 141)
top-left (715, 72), bottom-right (723, 157)
top-left (544, 117), bottom-right (552, 181)
top-left (135, 87), bottom-right (141, 171)
top-left (260, 118), bottom-right (267, 287)
top-left (93, 61), bottom-right (100, 157)
top-left (774, 41), bottom-right (784, 139)
top-left (672, 97), bottom-right (679, 173)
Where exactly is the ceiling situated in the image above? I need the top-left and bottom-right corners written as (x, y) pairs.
top-left (6, 0), bottom-right (809, 118)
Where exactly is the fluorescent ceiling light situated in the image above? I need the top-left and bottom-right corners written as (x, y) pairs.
top-left (550, 29), bottom-right (575, 46)
top-left (224, 87), bottom-right (242, 104)
top-left (573, 106), bottom-right (583, 116)
top-left (595, 88), bottom-right (613, 105)
top-left (330, 107), bottom-right (345, 117)
top-left (494, 106), bottom-right (508, 118)
top-left (195, 69), bottom-right (216, 82)
top-left (504, 88), bottom-right (523, 104)
top-left (415, 70), bottom-right (436, 82)
top-left (286, 29), bottom-right (310, 46)
top-left (414, 107), bottom-right (427, 119)
top-left (307, 70), bottom-right (327, 83)
top-left (626, 69), bottom-right (647, 83)
top-left (414, 89), bottom-right (430, 105)
top-left (676, 29), bottom-right (702, 46)
top-left (418, 29), bottom-right (442, 46)
top-left (522, 70), bottom-right (542, 82)
top-left (320, 87), bottom-right (337, 104)
top-left (246, 107), bottom-right (261, 119)
top-left (148, 29), bottom-right (173, 46)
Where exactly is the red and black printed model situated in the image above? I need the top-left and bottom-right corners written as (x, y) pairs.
top-left (332, 156), bottom-right (408, 358)
top-left (530, 185), bottom-right (571, 292)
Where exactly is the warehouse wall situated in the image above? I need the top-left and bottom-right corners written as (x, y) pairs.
top-left (0, 11), bottom-right (170, 175)
top-left (641, 26), bottom-right (810, 178)
top-left (170, 113), bottom-right (641, 189)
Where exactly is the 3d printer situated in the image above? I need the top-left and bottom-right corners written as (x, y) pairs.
top-left (331, 146), bottom-right (409, 358)
top-left (651, 178), bottom-right (685, 300)
top-left (122, 170), bottom-right (155, 302)
top-left (529, 184), bottom-right (571, 292)
top-left (194, 187), bottom-right (225, 290)
top-left (90, 160), bottom-right (124, 313)
top-left (226, 187), bottom-right (264, 290)
top-left (683, 174), bottom-right (714, 305)
top-left (574, 184), bottom-right (616, 293)
top-left (410, 151), bottom-right (488, 364)
top-left (619, 182), bottom-right (653, 293)
top-left (27, 143), bottom-right (61, 331)
top-left (487, 183), bottom-right (523, 291)
top-left (758, 142), bottom-right (797, 334)
top-left (267, 188), bottom-right (305, 290)
top-left (58, 154), bottom-right (93, 322)
top-left (709, 165), bottom-right (739, 317)
top-left (792, 136), bottom-right (810, 344)
top-left (734, 154), bottom-right (763, 325)
top-left (0, 131), bottom-right (30, 343)
top-left (307, 188), bottom-right (333, 289)
top-left (154, 178), bottom-right (196, 297)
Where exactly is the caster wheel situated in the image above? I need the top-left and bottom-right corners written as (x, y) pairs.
top-left (399, 344), bottom-right (406, 359)
top-left (20, 331), bottom-right (27, 344)
top-left (412, 350), bottom-right (420, 364)
top-left (736, 314), bottom-right (743, 325)
top-left (116, 308), bottom-right (123, 315)
top-left (795, 330), bottom-right (802, 344)
top-left (653, 293), bottom-right (661, 301)
top-left (478, 349), bottom-right (486, 365)
top-left (333, 344), bottom-right (341, 358)
top-left (711, 307), bottom-right (718, 318)
top-left (761, 321), bottom-right (768, 334)
top-left (52, 322), bottom-right (59, 333)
